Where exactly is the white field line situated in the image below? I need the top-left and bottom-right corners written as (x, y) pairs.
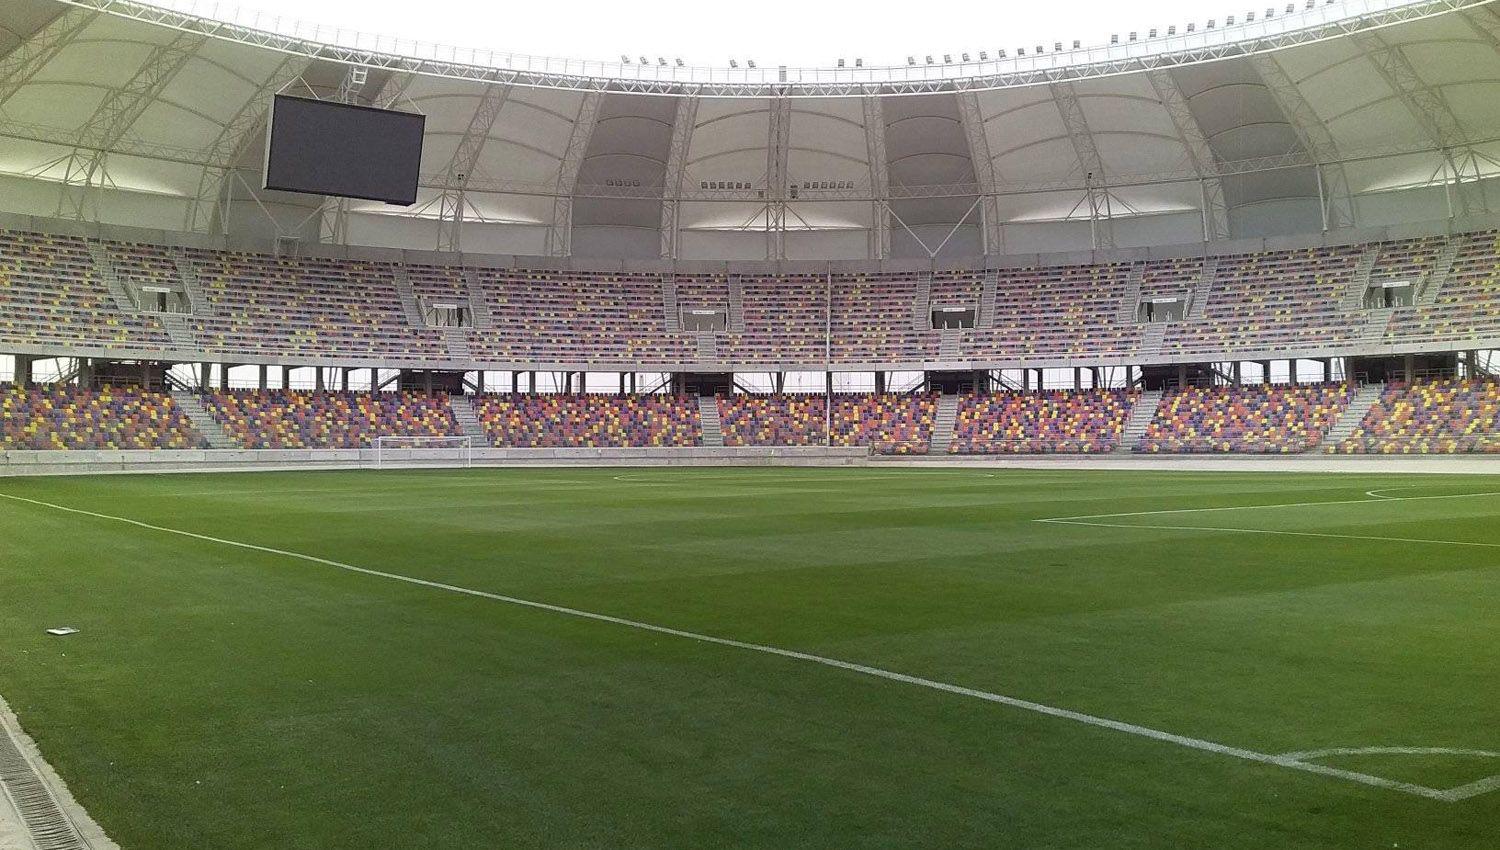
top-left (0, 491), bottom-right (1473, 803)
top-left (1277, 747), bottom-right (1500, 803)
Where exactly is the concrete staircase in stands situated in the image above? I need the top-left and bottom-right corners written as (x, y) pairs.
top-left (928, 393), bottom-right (959, 454)
top-left (662, 275), bottom-right (681, 332)
top-left (167, 245), bottom-right (210, 315)
top-left (1321, 382), bottom-right (1386, 451)
top-left (439, 326), bottom-right (472, 362)
top-left (1341, 246), bottom-right (1379, 310)
top-left (1115, 388), bottom-right (1163, 453)
top-left (450, 395), bottom-right (489, 443)
top-left (1119, 263), bottom-right (1144, 323)
top-left (696, 331), bottom-right (717, 362)
top-left (1418, 237), bottom-right (1462, 306)
top-left (158, 312), bottom-right (196, 350)
top-left (912, 274), bottom-right (932, 331)
top-left (392, 267), bottom-right (425, 327)
top-left (727, 275), bottom-right (745, 332)
top-left (698, 396), bottom-right (723, 447)
top-left (939, 329), bottom-right (961, 360)
top-left (462, 269), bottom-right (493, 328)
top-left (1186, 256), bottom-right (1217, 320)
top-left (170, 389), bottom-right (234, 448)
top-left (978, 269), bottom-right (998, 328)
top-left (85, 240), bottom-right (136, 313)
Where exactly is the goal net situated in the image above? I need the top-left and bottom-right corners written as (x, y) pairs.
top-left (372, 435), bottom-right (474, 469)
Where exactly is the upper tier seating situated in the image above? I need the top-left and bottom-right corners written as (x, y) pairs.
top-left (474, 394), bottom-right (700, 447)
top-left (181, 250), bottom-right (447, 361)
top-left (1136, 383), bottom-right (1351, 453)
top-left (5, 228), bottom-right (1500, 367)
top-left (0, 384), bottom-right (206, 450)
top-left (202, 390), bottom-right (461, 449)
top-left (966, 264), bottom-right (1140, 359)
top-left (466, 270), bottom-right (687, 363)
top-left (0, 232), bottom-right (173, 349)
top-left (950, 389), bottom-right (1138, 454)
top-left (1334, 378), bottom-right (1500, 453)
top-left (1163, 246), bottom-right (1366, 356)
top-left (1385, 232), bottom-right (1500, 346)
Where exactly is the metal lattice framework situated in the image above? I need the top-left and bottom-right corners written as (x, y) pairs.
top-left (862, 95), bottom-right (890, 260)
top-left (659, 96), bottom-right (698, 259)
top-left (52, 28), bottom-right (208, 220)
top-left (1349, 27), bottom-right (1486, 215)
top-left (1050, 81), bottom-right (1115, 248)
top-left (0, 6), bottom-right (98, 108)
top-left (1146, 68), bottom-right (1230, 240)
top-left (766, 97), bottom-right (792, 258)
top-left (433, 82), bottom-right (512, 252)
top-left (954, 91), bottom-right (1003, 254)
top-left (45, 0), bottom-right (1490, 98)
top-left (544, 91), bottom-right (601, 257)
top-left (1248, 51), bottom-right (1358, 230)
top-left (184, 52), bottom-right (309, 233)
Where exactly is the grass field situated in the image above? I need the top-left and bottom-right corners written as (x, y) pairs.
top-left (2, 467), bottom-right (1499, 848)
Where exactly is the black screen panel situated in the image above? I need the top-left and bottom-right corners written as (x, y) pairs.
top-left (264, 94), bottom-right (425, 206)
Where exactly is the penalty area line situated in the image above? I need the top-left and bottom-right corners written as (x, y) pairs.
top-left (0, 491), bottom-right (1472, 803)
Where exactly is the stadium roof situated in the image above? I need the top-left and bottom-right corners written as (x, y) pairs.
top-left (1, 0), bottom-right (1499, 260)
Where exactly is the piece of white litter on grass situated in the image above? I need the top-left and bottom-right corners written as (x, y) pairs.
top-left (46, 627), bottom-right (79, 636)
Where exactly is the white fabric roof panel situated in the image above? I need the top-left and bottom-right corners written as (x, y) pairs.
top-left (2, 0), bottom-right (1500, 257)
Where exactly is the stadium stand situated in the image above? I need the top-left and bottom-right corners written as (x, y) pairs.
top-left (4, 229), bottom-right (1500, 368)
top-left (949, 389), bottom-right (1139, 454)
top-left (1162, 246), bottom-right (1367, 357)
top-left (833, 393), bottom-right (939, 454)
top-left (1334, 377), bottom-right (1500, 453)
top-left (201, 390), bottom-right (462, 449)
top-left (0, 384), bottom-right (206, 450)
top-left (180, 249), bottom-right (448, 362)
top-left (0, 231), bottom-right (173, 350)
top-left (1385, 231), bottom-right (1500, 347)
top-left (473, 394), bottom-right (701, 447)
top-left (1135, 383), bottom-right (1352, 453)
top-left (719, 394), bottom-right (827, 446)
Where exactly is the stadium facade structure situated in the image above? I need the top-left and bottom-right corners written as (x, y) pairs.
top-left (2, 0), bottom-right (1500, 263)
top-left (2, 0), bottom-right (1500, 472)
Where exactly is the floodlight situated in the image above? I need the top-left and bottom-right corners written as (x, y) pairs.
top-left (747, 59), bottom-right (756, 68)
top-left (1167, 26), bottom-right (1176, 35)
top-left (1072, 40), bottom-right (1081, 49)
top-left (943, 54), bottom-right (952, 63)
top-left (1149, 28), bottom-right (1157, 38)
top-left (620, 54), bottom-right (630, 63)
top-left (838, 58), bottom-right (846, 67)
top-left (730, 59), bottom-right (739, 68)
top-left (855, 58), bottom-right (863, 67)
top-left (961, 53), bottom-right (970, 62)
top-left (978, 51), bottom-right (988, 60)
top-left (907, 56), bottom-right (916, 65)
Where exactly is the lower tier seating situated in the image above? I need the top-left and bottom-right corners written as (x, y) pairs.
top-left (202, 390), bottom-right (462, 449)
top-left (474, 394), bottom-right (701, 447)
top-left (1136, 383), bottom-right (1351, 453)
top-left (0, 384), bottom-right (206, 450)
top-left (11, 385), bottom-right (1500, 454)
top-left (716, 393), bottom-right (939, 452)
top-left (1334, 377), bottom-right (1500, 453)
top-left (950, 389), bottom-right (1138, 454)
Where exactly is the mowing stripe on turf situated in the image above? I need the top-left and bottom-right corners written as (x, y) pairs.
top-left (1035, 489), bottom-right (1500, 549)
top-left (1037, 489), bottom-right (1500, 522)
top-left (0, 491), bottom-right (1487, 803)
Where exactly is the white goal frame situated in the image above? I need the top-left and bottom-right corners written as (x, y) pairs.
top-left (372, 435), bottom-right (474, 469)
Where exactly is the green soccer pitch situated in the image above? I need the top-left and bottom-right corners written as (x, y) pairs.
top-left (1, 467), bottom-right (1498, 848)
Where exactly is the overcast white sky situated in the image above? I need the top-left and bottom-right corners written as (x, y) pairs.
top-left (160, 0), bottom-right (1246, 67)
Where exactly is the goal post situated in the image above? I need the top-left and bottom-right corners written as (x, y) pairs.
top-left (372, 435), bottom-right (473, 469)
